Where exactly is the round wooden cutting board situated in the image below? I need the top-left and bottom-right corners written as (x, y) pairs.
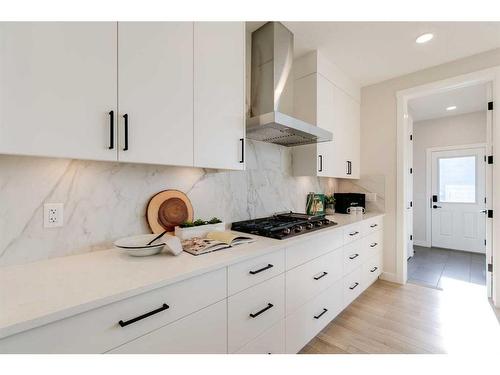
top-left (147, 190), bottom-right (194, 234)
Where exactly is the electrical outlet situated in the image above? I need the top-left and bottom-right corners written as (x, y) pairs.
top-left (365, 193), bottom-right (377, 202)
top-left (44, 203), bottom-right (64, 228)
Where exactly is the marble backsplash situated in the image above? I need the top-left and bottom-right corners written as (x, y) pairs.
top-left (1, 140), bottom-right (342, 267)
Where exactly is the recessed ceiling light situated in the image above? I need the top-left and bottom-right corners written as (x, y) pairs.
top-left (416, 33), bottom-right (434, 44)
top-left (446, 106), bottom-right (457, 111)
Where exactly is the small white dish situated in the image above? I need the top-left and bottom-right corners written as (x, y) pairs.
top-left (114, 234), bottom-right (166, 257)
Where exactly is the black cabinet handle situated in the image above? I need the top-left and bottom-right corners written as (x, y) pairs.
top-left (370, 242), bottom-right (378, 248)
top-left (118, 303), bottom-right (169, 327)
top-left (108, 110), bottom-right (114, 150)
top-left (370, 267), bottom-right (378, 273)
top-left (239, 138), bottom-right (244, 163)
top-left (349, 231), bottom-right (359, 236)
top-left (349, 253), bottom-right (359, 260)
top-left (313, 271), bottom-right (328, 280)
top-left (314, 308), bottom-right (328, 319)
top-left (370, 224), bottom-right (378, 228)
top-left (346, 160), bottom-right (352, 175)
top-left (249, 264), bottom-right (274, 275)
top-left (249, 303), bottom-right (274, 318)
top-left (349, 282), bottom-right (359, 290)
top-left (318, 155), bottom-right (323, 172)
top-left (123, 114), bottom-right (129, 151)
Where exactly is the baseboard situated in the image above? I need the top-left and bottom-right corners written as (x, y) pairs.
top-left (413, 240), bottom-right (430, 247)
top-left (380, 272), bottom-right (400, 284)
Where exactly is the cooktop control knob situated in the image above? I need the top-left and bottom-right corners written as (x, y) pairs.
top-left (294, 225), bottom-right (303, 233)
top-left (322, 219), bottom-right (330, 225)
top-left (282, 228), bottom-right (291, 235)
top-left (315, 221), bottom-right (323, 227)
top-left (306, 222), bottom-right (314, 230)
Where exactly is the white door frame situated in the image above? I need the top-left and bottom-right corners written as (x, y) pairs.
top-left (396, 66), bottom-right (500, 305)
top-left (425, 143), bottom-right (487, 250)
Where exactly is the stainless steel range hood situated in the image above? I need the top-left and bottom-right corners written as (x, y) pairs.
top-left (247, 22), bottom-right (333, 147)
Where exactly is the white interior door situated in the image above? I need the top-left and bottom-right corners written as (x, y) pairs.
top-left (406, 115), bottom-right (414, 258)
top-left (431, 147), bottom-right (486, 253)
top-left (118, 22), bottom-right (193, 166)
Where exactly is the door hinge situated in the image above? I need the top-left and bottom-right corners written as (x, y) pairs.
top-left (488, 210), bottom-right (493, 218)
top-left (488, 263), bottom-right (493, 272)
top-left (488, 155), bottom-right (493, 164)
top-left (488, 101), bottom-right (493, 111)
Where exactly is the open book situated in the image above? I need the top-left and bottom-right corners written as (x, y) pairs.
top-left (181, 231), bottom-right (255, 256)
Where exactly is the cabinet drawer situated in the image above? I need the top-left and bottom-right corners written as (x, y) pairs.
top-left (286, 248), bottom-right (342, 315)
top-left (363, 253), bottom-right (382, 287)
top-left (343, 267), bottom-right (363, 306)
top-left (286, 229), bottom-right (343, 270)
top-left (235, 319), bottom-right (285, 354)
top-left (343, 223), bottom-right (362, 244)
top-left (363, 230), bottom-right (383, 258)
top-left (285, 280), bottom-right (343, 354)
top-left (228, 274), bottom-right (285, 353)
top-left (108, 300), bottom-right (227, 354)
top-left (343, 240), bottom-right (364, 275)
top-left (362, 215), bottom-right (383, 235)
top-left (228, 249), bottom-right (285, 295)
top-left (0, 268), bottom-right (226, 354)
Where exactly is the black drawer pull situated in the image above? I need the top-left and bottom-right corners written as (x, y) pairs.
top-left (123, 114), bottom-right (129, 151)
top-left (349, 231), bottom-right (359, 236)
top-left (249, 264), bottom-right (274, 275)
top-left (349, 253), bottom-right (359, 260)
top-left (370, 267), bottom-right (378, 273)
top-left (370, 242), bottom-right (378, 248)
top-left (349, 282), bottom-right (359, 290)
top-left (118, 303), bottom-right (169, 327)
top-left (318, 155), bottom-right (323, 172)
top-left (249, 303), bottom-right (274, 318)
top-left (370, 224), bottom-right (378, 228)
top-left (314, 308), bottom-right (328, 319)
top-left (108, 110), bottom-right (114, 149)
top-left (313, 271), bottom-right (328, 280)
top-left (239, 138), bottom-right (244, 163)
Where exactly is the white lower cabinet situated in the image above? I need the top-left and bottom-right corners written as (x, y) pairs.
top-left (235, 319), bottom-right (285, 354)
top-left (285, 280), bottom-right (343, 354)
top-left (108, 300), bottom-right (227, 354)
top-left (228, 274), bottom-right (285, 353)
top-left (0, 216), bottom-right (384, 354)
top-left (286, 248), bottom-right (343, 315)
top-left (343, 267), bottom-right (364, 306)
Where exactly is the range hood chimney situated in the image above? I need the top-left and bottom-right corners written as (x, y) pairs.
top-left (247, 22), bottom-right (333, 147)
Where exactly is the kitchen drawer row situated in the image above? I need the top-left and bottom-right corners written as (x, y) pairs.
top-left (0, 215), bottom-right (384, 354)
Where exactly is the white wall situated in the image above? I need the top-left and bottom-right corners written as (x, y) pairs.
top-left (361, 47), bottom-right (500, 278)
top-left (412, 111), bottom-right (487, 245)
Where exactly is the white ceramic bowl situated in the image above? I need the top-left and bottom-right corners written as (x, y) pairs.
top-left (114, 234), bottom-right (166, 257)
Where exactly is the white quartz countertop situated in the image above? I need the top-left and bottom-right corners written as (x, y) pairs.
top-left (0, 212), bottom-right (384, 340)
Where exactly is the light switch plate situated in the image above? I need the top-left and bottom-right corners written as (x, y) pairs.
top-left (365, 193), bottom-right (377, 202)
top-left (44, 203), bottom-right (64, 228)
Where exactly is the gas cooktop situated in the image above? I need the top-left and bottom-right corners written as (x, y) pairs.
top-left (231, 212), bottom-right (337, 240)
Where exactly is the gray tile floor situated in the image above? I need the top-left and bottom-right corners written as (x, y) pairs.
top-left (407, 246), bottom-right (486, 290)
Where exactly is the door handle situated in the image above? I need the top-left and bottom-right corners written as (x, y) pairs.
top-left (239, 138), bottom-right (244, 163)
top-left (433, 205), bottom-right (442, 209)
top-left (123, 114), bottom-right (129, 151)
top-left (318, 155), bottom-right (323, 172)
top-left (108, 110), bottom-right (114, 150)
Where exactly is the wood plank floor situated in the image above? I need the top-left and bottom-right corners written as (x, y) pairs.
top-left (300, 279), bottom-right (500, 354)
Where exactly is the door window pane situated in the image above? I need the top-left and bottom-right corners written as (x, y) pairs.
top-left (438, 156), bottom-right (476, 203)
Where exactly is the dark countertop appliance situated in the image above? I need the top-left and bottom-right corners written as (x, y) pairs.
top-left (334, 193), bottom-right (366, 214)
top-left (231, 212), bottom-right (337, 240)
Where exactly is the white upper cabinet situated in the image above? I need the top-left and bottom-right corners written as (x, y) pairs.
top-left (118, 22), bottom-right (194, 166)
top-left (292, 51), bottom-right (360, 179)
top-left (0, 22), bottom-right (118, 161)
top-left (193, 22), bottom-right (245, 170)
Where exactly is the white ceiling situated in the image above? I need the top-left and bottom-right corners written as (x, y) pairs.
top-left (247, 22), bottom-right (500, 86)
top-left (408, 83), bottom-right (488, 122)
